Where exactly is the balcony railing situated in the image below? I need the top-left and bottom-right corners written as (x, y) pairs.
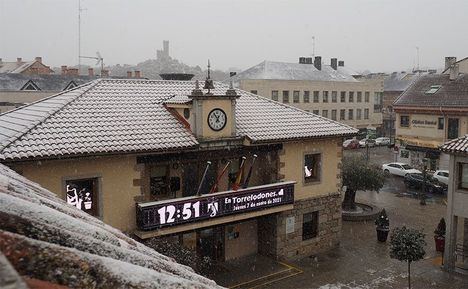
top-left (136, 181), bottom-right (295, 231)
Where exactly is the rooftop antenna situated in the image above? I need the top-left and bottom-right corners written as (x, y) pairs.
top-left (79, 52), bottom-right (104, 75)
top-left (78, 0), bottom-right (86, 70)
top-left (415, 46), bottom-right (420, 73)
top-left (312, 36), bottom-right (316, 57)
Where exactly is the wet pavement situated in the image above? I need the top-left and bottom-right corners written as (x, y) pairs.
top-left (216, 147), bottom-right (468, 289)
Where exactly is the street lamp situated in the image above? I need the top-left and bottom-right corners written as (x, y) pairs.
top-left (420, 158), bottom-right (429, 205)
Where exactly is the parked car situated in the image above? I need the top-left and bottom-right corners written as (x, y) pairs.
top-left (343, 138), bottom-right (360, 149)
top-left (382, 162), bottom-right (422, 177)
top-left (359, 138), bottom-right (376, 148)
top-left (404, 173), bottom-right (446, 194)
top-left (432, 170), bottom-right (449, 186)
top-left (375, 137), bottom-right (391, 146)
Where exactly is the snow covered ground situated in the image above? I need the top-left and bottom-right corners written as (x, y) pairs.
top-left (0, 164), bottom-right (223, 288)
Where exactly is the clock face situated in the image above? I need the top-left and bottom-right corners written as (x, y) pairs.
top-left (207, 108), bottom-right (227, 131)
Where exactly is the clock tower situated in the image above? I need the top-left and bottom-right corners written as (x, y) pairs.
top-left (188, 62), bottom-right (240, 142)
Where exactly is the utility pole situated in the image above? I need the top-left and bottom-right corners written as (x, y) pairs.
top-left (312, 36), bottom-right (316, 58)
top-left (420, 158), bottom-right (427, 205)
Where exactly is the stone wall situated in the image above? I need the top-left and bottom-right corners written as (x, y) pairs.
top-left (258, 193), bottom-right (342, 260)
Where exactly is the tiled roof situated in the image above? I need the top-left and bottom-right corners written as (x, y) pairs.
top-left (0, 61), bottom-right (34, 73)
top-left (440, 135), bottom-right (468, 154)
top-left (230, 60), bottom-right (358, 83)
top-left (384, 72), bottom-right (421, 92)
top-left (0, 79), bottom-right (357, 161)
top-left (393, 73), bottom-right (468, 108)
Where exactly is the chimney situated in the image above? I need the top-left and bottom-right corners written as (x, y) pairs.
top-left (127, 71), bottom-right (133, 78)
top-left (35, 56), bottom-right (42, 63)
top-left (299, 57), bottom-right (306, 64)
top-left (134, 70), bottom-right (141, 78)
top-left (17, 57), bottom-right (22, 63)
top-left (101, 69), bottom-right (109, 77)
top-left (67, 68), bottom-right (79, 76)
top-left (61, 65), bottom-right (68, 75)
top-left (449, 64), bottom-right (459, 81)
top-left (230, 72), bottom-right (237, 77)
top-left (314, 56), bottom-right (322, 71)
top-left (338, 60), bottom-right (345, 67)
top-left (331, 58), bottom-right (338, 70)
top-left (445, 56), bottom-right (457, 71)
top-left (88, 68), bottom-right (94, 76)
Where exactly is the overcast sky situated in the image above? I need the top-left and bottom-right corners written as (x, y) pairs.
top-left (1, 0), bottom-right (467, 73)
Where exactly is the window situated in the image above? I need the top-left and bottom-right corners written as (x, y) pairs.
top-left (313, 110), bottom-right (319, 115)
top-left (400, 115), bottom-right (410, 127)
top-left (458, 163), bottom-right (468, 190)
top-left (331, 109), bottom-right (337, 120)
top-left (313, 91), bottom-right (319, 103)
top-left (293, 90), bottom-right (300, 103)
top-left (374, 92), bottom-right (383, 112)
top-left (356, 109), bottom-right (362, 120)
top-left (322, 91), bottom-right (329, 103)
top-left (21, 81), bottom-right (40, 91)
top-left (348, 91), bottom-right (354, 103)
top-left (425, 85), bottom-right (441, 94)
top-left (331, 91), bottom-right (337, 103)
top-left (357, 92), bottom-right (362, 102)
top-left (340, 91), bottom-right (346, 102)
top-left (400, 150), bottom-right (409, 158)
top-left (448, 118), bottom-right (459, 139)
top-left (282, 90), bottom-right (289, 103)
top-left (365, 91), bottom-right (370, 102)
top-left (340, 109), bottom-right (346, 120)
top-left (250, 90), bottom-right (258, 95)
top-left (364, 108), bottom-right (369, 120)
top-left (304, 153), bottom-right (321, 183)
top-left (322, 110), bottom-right (328, 118)
top-left (271, 90), bottom-right (279, 101)
top-left (438, 117), bottom-right (444, 130)
top-left (348, 109), bottom-right (354, 120)
top-left (66, 178), bottom-right (99, 216)
top-left (303, 91), bottom-right (310, 103)
top-left (302, 211), bottom-right (319, 240)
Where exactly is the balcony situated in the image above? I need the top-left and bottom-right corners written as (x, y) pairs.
top-left (136, 181), bottom-right (295, 233)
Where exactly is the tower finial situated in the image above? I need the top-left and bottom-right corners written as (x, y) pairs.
top-left (203, 59), bottom-right (215, 93)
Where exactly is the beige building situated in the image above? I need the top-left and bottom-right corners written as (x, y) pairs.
top-left (232, 57), bottom-right (383, 134)
top-left (441, 136), bottom-right (468, 273)
top-left (394, 57), bottom-right (468, 170)
top-left (0, 75), bottom-right (356, 262)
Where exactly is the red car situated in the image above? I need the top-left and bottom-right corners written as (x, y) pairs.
top-left (342, 139), bottom-right (360, 149)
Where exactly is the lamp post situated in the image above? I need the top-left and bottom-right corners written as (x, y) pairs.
top-left (420, 158), bottom-right (428, 206)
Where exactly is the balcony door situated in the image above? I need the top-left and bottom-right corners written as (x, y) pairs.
top-left (448, 118), bottom-right (459, 140)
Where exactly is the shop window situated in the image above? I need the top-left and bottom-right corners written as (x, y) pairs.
top-left (271, 90), bottom-right (279, 101)
top-left (303, 91), bottom-right (310, 103)
top-left (282, 91), bottom-right (289, 103)
top-left (400, 115), bottom-right (410, 127)
top-left (458, 163), bottom-right (468, 190)
top-left (304, 153), bottom-right (321, 183)
top-left (448, 118), bottom-right (459, 139)
top-left (66, 178), bottom-right (99, 216)
top-left (302, 211), bottom-right (319, 240)
top-left (438, 117), bottom-right (444, 130)
top-left (293, 90), bottom-right (300, 103)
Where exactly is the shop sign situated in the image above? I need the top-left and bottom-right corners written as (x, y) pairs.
top-left (137, 181), bottom-right (295, 230)
top-left (411, 119), bottom-right (437, 128)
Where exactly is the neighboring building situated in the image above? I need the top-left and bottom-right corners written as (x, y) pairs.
top-left (393, 58), bottom-right (468, 170)
top-left (381, 72), bottom-right (424, 139)
top-left (440, 135), bottom-right (468, 273)
top-left (0, 68), bottom-right (136, 113)
top-left (0, 56), bottom-right (54, 75)
top-left (442, 56), bottom-right (468, 74)
top-left (231, 57), bottom-right (383, 135)
top-left (0, 76), bottom-right (357, 262)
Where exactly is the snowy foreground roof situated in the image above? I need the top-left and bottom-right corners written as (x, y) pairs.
top-left (0, 78), bottom-right (356, 161)
top-left (0, 164), bottom-right (223, 289)
top-left (440, 135), bottom-right (468, 154)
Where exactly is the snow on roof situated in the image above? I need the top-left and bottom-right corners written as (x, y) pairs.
top-left (0, 164), bottom-right (223, 289)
